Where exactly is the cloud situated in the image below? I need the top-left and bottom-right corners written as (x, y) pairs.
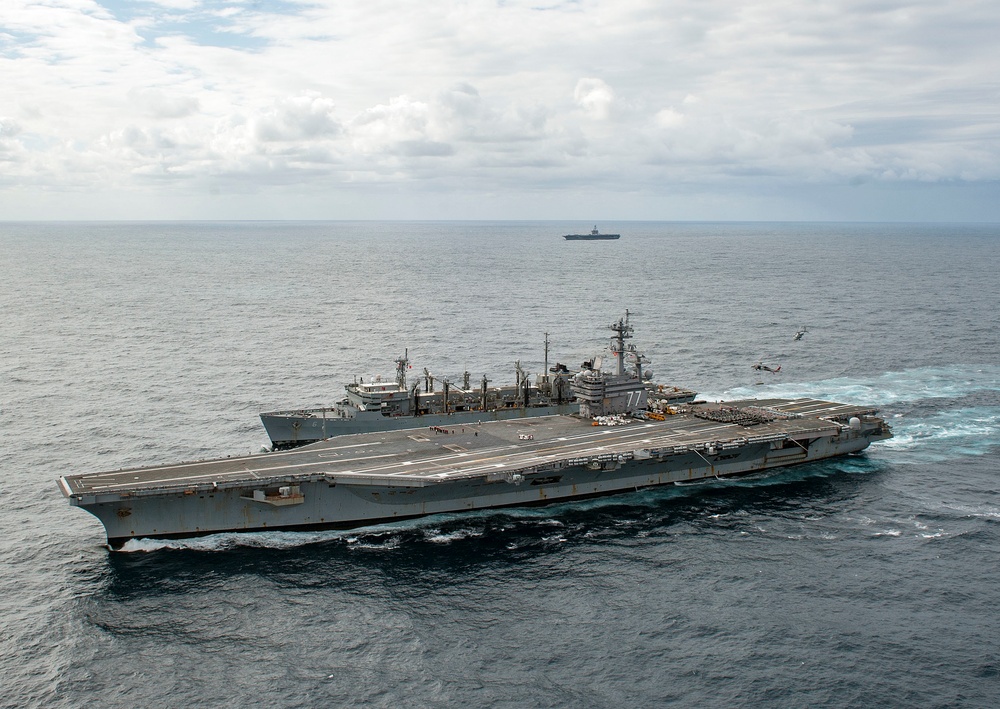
top-left (574, 78), bottom-right (616, 120)
top-left (1, 0), bottom-right (999, 218)
top-left (129, 88), bottom-right (200, 119)
top-left (349, 96), bottom-right (434, 155)
top-left (252, 94), bottom-right (341, 142)
top-left (656, 108), bottom-right (684, 129)
top-left (0, 117), bottom-right (22, 139)
top-left (0, 117), bottom-right (27, 173)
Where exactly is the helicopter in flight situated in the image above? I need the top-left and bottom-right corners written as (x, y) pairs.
top-left (752, 361), bottom-right (782, 373)
top-left (793, 326), bottom-right (809, 341)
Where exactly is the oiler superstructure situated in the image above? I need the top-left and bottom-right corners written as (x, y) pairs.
top-left (58, 314), bottom-right (892, 549)
top-left (260, 330), bottom-right (695, 449)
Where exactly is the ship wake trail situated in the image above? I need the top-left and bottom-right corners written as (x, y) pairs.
top-left (722, 364), bottom-right (1000, 408)
top-left (879, 406), bottom-right (1000, 463)
top-left (729, 366), bottom-right (1000, 463)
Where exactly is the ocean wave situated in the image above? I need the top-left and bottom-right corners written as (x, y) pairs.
top-left (422, 527), bottom-right (486, 544)
top-left (713, 364), bottom-right (1000, 406)
top-left (703, 365), bottom-right (1000, 464)
top-left (877, 406), bottom-right (1000, 461)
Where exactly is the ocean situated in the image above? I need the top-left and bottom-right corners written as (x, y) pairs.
top-left (1, 221), bottom-right (998, 707)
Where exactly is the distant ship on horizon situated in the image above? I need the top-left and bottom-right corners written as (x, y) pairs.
top-left (563, 225), bottom-right (620, 240)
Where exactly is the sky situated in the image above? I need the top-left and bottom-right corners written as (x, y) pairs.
top-left (2, 0), bottom-right (999, 221)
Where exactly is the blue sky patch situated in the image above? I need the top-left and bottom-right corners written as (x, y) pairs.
top-left (94, 0), bottom-right (306, 51)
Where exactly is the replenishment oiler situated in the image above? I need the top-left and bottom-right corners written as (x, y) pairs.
top-left (260, 334), bottom-right (696, 449)
top-left (58, 314), bottom-right (892, 549)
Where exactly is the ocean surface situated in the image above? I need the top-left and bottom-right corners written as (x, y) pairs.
top-left (2, 221), bottom-right (999, 708)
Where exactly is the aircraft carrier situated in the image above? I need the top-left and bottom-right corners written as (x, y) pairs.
top-left (58, 315), bottom-right (892, 549)
top-left (563, 225), bottom-right (620, 240)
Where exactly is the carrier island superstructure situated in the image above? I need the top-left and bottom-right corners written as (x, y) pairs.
top-left (58, 315), bottom-right (892, 549)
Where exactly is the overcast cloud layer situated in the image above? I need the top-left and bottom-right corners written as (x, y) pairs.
top-left (2, 0), bottom-right (999, 220)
